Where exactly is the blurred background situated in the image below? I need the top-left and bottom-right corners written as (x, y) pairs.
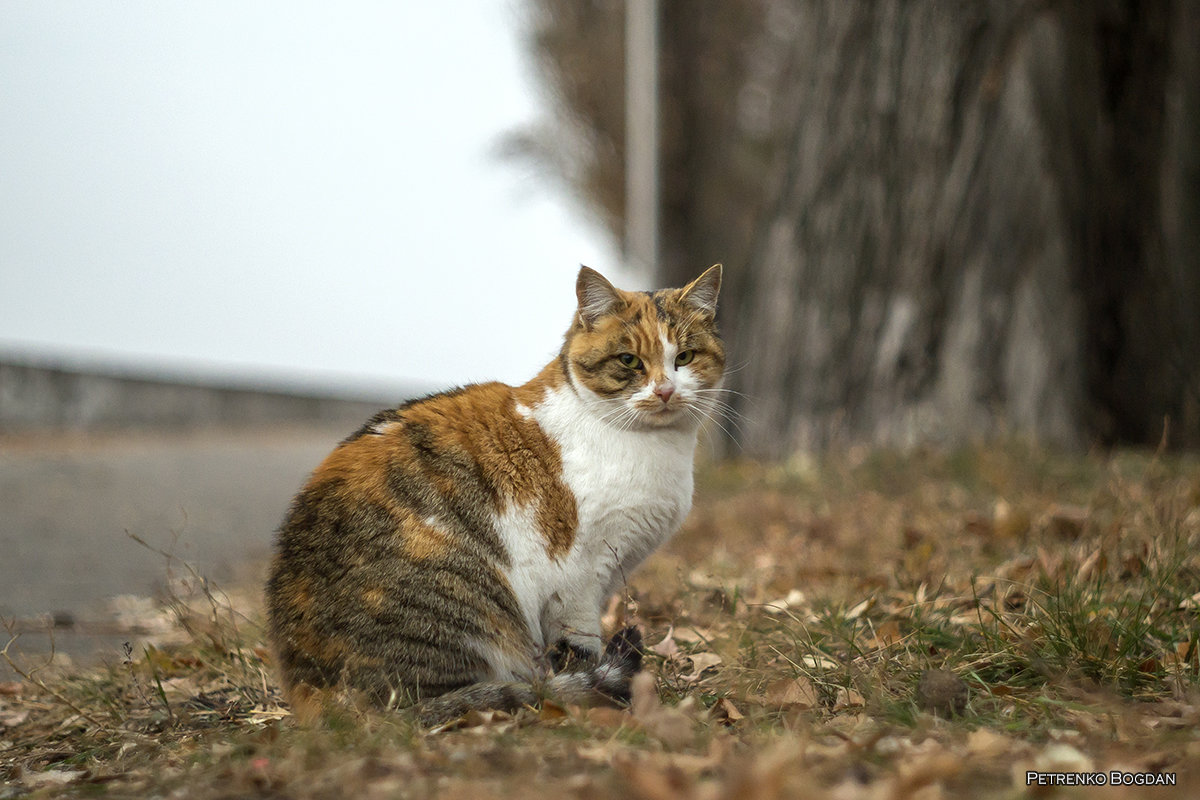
top-left (2, 1), bottom-right (1199, 665)
top-left (0, 1), bottom-right (623, 664)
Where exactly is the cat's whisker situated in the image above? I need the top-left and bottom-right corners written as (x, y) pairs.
top-left (692, 386), bottom-right (750, 401)
top-left (691, 396), bottom-right (749, 439)
top-left (694, 404), bottom-right (744, 441)
top-left (718, 358), bottom-right (752, 377)
top-left (691, 393), bottom-right (742, 417)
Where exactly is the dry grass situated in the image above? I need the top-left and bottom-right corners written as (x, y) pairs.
top-left (3, 442), bottom-right (1200, 798)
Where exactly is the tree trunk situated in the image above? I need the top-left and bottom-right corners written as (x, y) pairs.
top-left (684, 0), bottom-right (1197, 454)
top-left (521, 0), bottom-right (1200, 454)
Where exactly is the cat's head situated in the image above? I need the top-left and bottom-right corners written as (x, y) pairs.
top-left (562, 265), bottom-right (725, 430)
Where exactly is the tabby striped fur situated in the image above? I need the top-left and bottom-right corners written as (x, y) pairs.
top-left (266, 265), bottom-right (724, 726)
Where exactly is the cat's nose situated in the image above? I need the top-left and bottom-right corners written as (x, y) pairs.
top-left (654, 383), bottom-right (675, 403)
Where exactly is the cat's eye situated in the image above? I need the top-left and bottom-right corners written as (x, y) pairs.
top-left (618, 353), bottom-right (643, 369)
top-left (675, 350), bottom-right (695, 367)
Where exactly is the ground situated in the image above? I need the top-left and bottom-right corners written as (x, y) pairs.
top-left (2, 442), bottom-right (1199, 798)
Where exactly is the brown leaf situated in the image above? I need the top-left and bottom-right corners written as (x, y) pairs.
top-left (870, 619), bottom-right (903, 648)
top-left (966, 728), bottom-right (1015, 759)
top-left (1075, 548), bottom-right (1107, 582)
top-left (896, 749), bottom-right (962, 795)
top-left (0, 709), bottom-right (31, 728)
top-left (631, 672), bottom-right (694, 749)
top-left (23, 770), bottom-right (87, 789)
top-left (762, 589), bottom-right (806, 615)
top-left (539, 700), bottom-right (568, 721)
top-left (682, 652), bottom-right (723, 682)
top-left (601, 592), bottom-right (626, 632)
top-left (671, 626), bottom-right (713, 645)
top-left (586, 706), bottom-right (633, 729)
top-left (1046, 504), bottom-right (1089, 540)
top-left (993, 499), bottom-right (1031, 540)
top-left (710, 697), bottom-right (744, 726)
top-left (962, 512), bottom-right (993, 537)
top-left (765, 677), bottom-right (819, 709)
top-left (427, 708), bottom-right (512, 734)
top-left (613, 753), bottom-right (695, 800)
top-left (650, 629), bottom-right (680, 659)
top-left (845, 597), bottom-right (874, 620)
top-left (833, 687), bottom-right (864, 710)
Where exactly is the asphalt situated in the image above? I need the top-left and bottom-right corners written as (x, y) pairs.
top-left (0, 423), bottom-right (351, 676)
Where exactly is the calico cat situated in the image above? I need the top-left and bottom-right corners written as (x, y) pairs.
top-left (266, 264), bottom-right (724, 726)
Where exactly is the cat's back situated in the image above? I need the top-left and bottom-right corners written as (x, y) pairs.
top-left (266, 380), bottom-right (568, 706)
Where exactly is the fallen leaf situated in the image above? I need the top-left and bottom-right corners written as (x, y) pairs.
top-left (682, 652), bottom-right (723, 682)
top-left (631, 672), bottom-right (694, 749)
top-left (710, 697), bottom-right (743, 725)
top-left (688, 570), bottom-right (726, 590)
top-left (833, 687), bottom-right (864, 710)
top-left (765, 677), bottom-right (819, 709)
top-left (0, 709), bottom-right (30, 728)
top-left (993, 499), bottom-right (1031, 540)
top-left (671, 626), bottom-right (713, 645)
top-left (1075, 548), bottom-right (1107, 582)
top-left (613, 752), bottom-right (695, 800)
top-left (798, 654), bottom-right (839, 671)
top-left (870, 619), bottom-right (903, 648)
top-left (1033, 743), bottom-right (1093, 773)
top-left (601, 592), bottom-right (626, 631)
top-left (896, 749), bottom-right (962, 795)
top-left (762, 589), bottom-right (806, 615)
top-left (845, 597), bottom-right (874, 620)
top-left (539, 700), bottom-right (568, 721)
top-left (576, 744), bottom-right (619, 764)
top-left (23, 769), bottom-right (87, 788)
top-left (650, 628), bottom-right (680, 659)
top-left (1045, 504), bottom-right (1089, 540)
top-left (967, 728), bottom-right (1014, 759)
top-left (427, 708), bottom-right (513, 734)
top-left (585, 706), bottom-right (633, 729)
top-left (963, 512), bottom-right (993, 537)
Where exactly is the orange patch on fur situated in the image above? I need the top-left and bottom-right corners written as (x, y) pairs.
top-left (400, 381), bottom-right (578, 558)
top-left (275, 573), bottom-right (314, 615)
top-left (403, 519), bottom-right (454, 561)
top-left (282, 682), bottom-right (331, 725)
top-left (361, 586), bottom-right (387, 613)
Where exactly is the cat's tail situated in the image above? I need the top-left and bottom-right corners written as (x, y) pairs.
top-left (415, 626), bottom-right (643, 728)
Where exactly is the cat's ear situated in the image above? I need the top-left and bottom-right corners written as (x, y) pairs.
top-left (679, 264), bottom-right (722, 317)
top-left (576, 266), bottom-right (624, 327)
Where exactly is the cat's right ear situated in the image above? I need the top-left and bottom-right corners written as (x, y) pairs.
top-left (576, 266), bottom-right (623, 328)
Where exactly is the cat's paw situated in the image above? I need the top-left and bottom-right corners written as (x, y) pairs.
top-left (602, 626), bottom-right (643, 673)
top-left (593, 625), bottom-right (644, 705)
top-left (549, 638), bottom-right (600, 673)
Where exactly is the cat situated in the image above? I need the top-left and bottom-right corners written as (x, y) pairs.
top-left (265, 264), bottom-right (724, 726)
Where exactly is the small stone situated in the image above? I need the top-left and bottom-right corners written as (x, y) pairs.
top-left (915, 669), bottom-right (968, 717)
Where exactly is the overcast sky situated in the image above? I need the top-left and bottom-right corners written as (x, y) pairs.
top-left (0, 1), bottom-right (637, 395)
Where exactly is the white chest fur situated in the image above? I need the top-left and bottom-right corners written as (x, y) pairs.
top-left (497, 385), bottom-right (697, 655)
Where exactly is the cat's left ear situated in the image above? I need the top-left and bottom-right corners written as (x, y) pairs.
top-left (576, 266), bottom-right (624, 328)
top-left (679, 264), bottom-right (722, 317)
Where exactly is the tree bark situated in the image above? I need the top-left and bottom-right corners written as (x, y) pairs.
top-left (521, 0), bottom-right (1200, 454)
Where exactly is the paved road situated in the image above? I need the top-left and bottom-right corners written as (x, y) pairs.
top-left (0, 423), bottom-right (351, 673)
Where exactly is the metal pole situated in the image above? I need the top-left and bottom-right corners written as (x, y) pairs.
top-left (625, 0), bottom-right (659, 276)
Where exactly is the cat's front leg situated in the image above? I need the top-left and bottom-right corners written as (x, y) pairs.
top-left (541, 589), bottom-right (603, 672)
